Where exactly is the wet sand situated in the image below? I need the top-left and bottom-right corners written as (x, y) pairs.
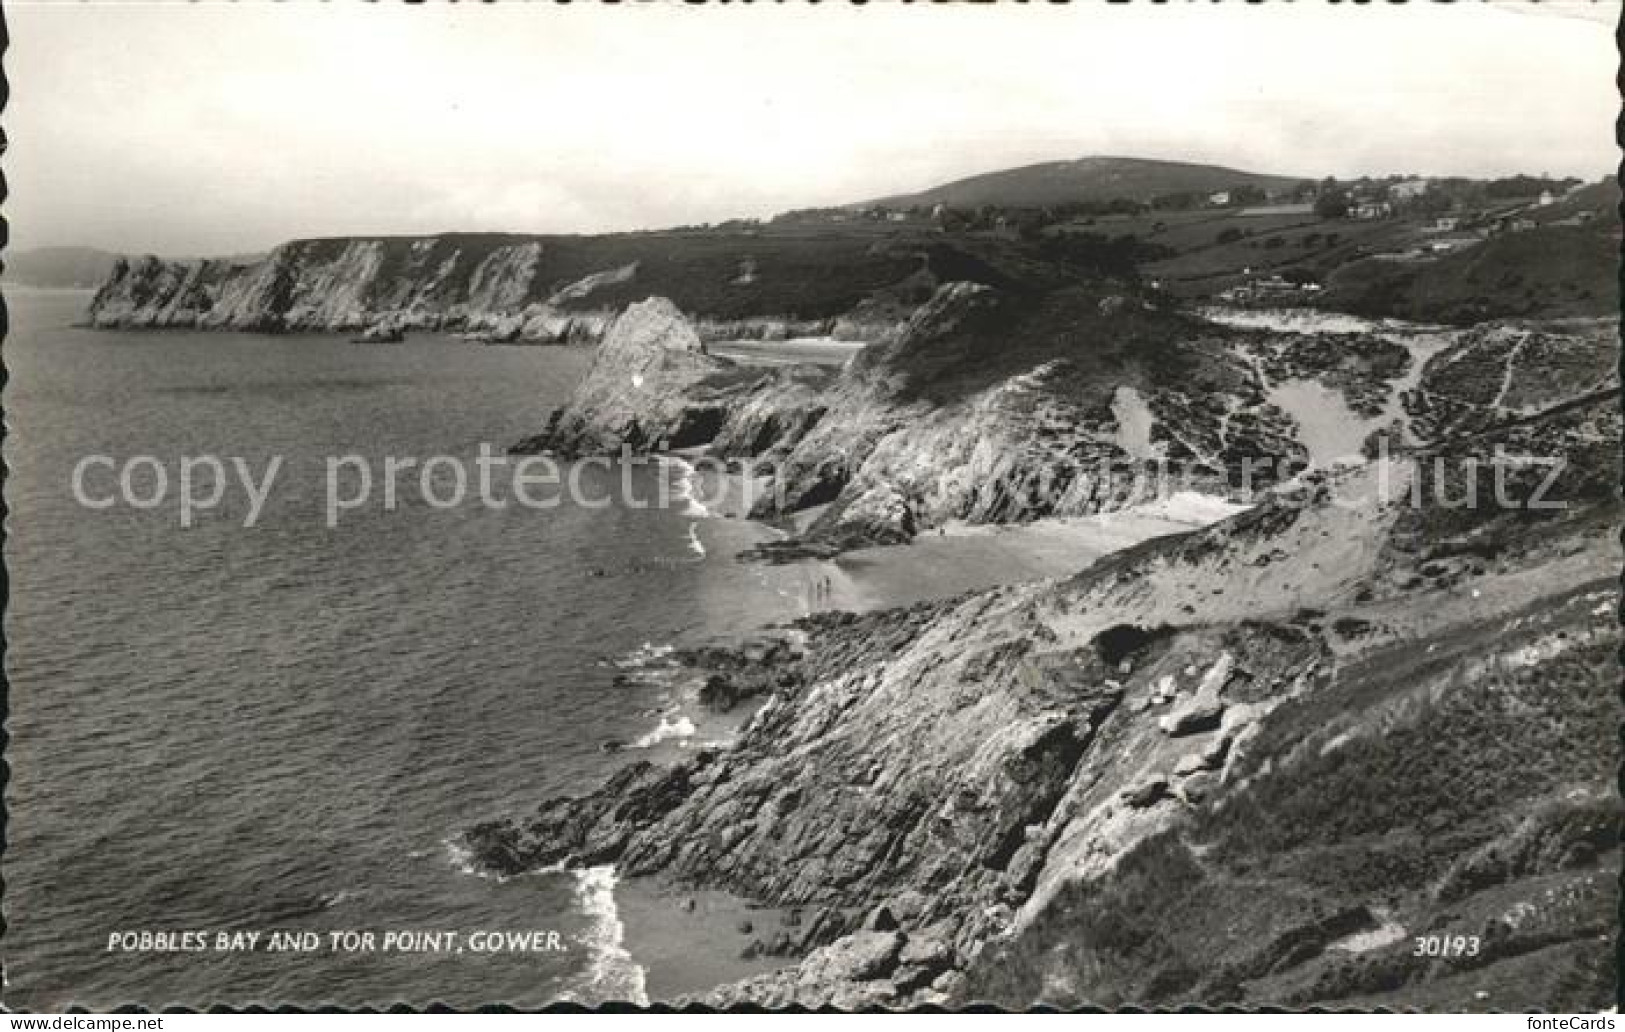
top-left (615, 878), bottom-right (796, 1001)
top-left (800, 494), bottom-right (1248, 614)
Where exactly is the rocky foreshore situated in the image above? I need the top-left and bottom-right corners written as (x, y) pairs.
top-left (465, 449), bottom-right (1618, 1008)
top-left (468, 282), bottom-right (1619, 1008)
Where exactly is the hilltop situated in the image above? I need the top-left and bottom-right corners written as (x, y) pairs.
top-left (6, 246), bottom-right (122, 289)
top-left (863, 155), bottom-right (1305, 210)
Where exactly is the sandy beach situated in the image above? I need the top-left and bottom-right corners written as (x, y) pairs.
top-left (796, 492), bottom-right (1249, 615)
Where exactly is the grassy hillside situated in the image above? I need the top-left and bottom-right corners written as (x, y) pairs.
top-left (1322, 220), bottom-right (1620, 324)
top-left (867, 155), bottom-right (1304, 210)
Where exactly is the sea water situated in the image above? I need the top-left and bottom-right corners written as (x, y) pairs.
top-left (2, 287), bottom-right (808, 1007)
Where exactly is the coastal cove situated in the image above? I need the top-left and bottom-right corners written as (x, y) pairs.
top-left (8, 1), bottom-right (1619, 1010)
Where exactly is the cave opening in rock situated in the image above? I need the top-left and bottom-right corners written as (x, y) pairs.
top-left (667, 407), bottom-right (727, 449)
top-left (1093, 623), bottom-right (1171, 668)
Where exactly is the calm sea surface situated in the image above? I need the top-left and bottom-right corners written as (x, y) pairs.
top-left (3, 287), bottom-right (807, 1008)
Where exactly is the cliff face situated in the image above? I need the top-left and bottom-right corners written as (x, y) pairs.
top-left (84, 229), bottom-right (928, 343)
top-left (89, 238), bottom-right (630, 339)
top-left (527, 282), bottom-right (1621, 561)
top-left (520, 297), bottom-right (780, 454)
top-left (527, 279), bottom-right (1316, 548)
top-left (469, 403), bottom-right (1618, 1009)
top-left (470, 309), bottom-right (1619, 1008)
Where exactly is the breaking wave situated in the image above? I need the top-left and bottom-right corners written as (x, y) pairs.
top-left (657, 455), bottom-right (714, 519)
top-left (631, 713), bottom-right (697, 749)
top-left (561, 866), bottom-right (649, 1005)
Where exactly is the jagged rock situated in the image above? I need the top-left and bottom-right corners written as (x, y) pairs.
top-left (1173, 751), bottom-right (1210, 776)
top-left (353, 318), bottom-right (405, 343)
top-left (1123, 776), bottom-right (1173, 809)
top-left (898, 929), bottom-right (955, 971)
top-left (1160, 698), bottom-right (1226, 737)
top-left (1179, 771), bottom-right (1218, 804)
top-left (697, 674), bottom-right (748, 713)
top-left (862, 904), bottom-right (898, 932)
top-left (798, 931), bottom-right (903, 985)
top-left (885, 891), bottom-right (929, 925)
top-left (890, 963), bottom-right (942, 995)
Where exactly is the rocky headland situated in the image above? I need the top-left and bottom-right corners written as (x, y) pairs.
top-left (468, 266), bottom-right (1620, 1008)
top-left (83, 230), bottom-right (929, 345)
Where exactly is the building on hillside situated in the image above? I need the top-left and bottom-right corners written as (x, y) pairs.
top-left (1537, 190), bottom-right (1556, 207)
top-left (1432, 216), bottom-right (1460, 232)
top-left (1207, 191), bottom-right (1231, 207)
top-left (1351, 200), bottom-right (1393, 220)
top-left (1389, 178), bottom-right (1429, 201)
top-left (1216, 274), bottom-right (1321, 305)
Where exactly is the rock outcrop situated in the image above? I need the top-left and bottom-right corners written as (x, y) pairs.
top-left (466, 318), bottom-right (1620, 1008)
top-left (524, 277), bottom-right (1316, 551)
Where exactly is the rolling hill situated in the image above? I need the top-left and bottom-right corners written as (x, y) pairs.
top-left (863, 155), bottom-right (1306, 210)
top-left (5, 246), bottom-right (122, 288)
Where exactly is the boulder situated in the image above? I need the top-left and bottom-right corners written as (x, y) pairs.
top-left (898, 930), bottom-right (955, 971)
top-left (1174, 751), bottom-right (1211, 776)
top-left (1161, 698), bottom-right (1226, 737)
top-left (1180, 771), bottom-right (1218, 804)
top-left (862, 904), bottom-right (899, 932)
top-left (797, 930), bottom-right (904, 985)
top-left (1123, 775), bottom-right (1173, 809)
top-left (354, 318), bottom-right (405, 343)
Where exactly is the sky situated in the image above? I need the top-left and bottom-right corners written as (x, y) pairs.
top-left (6, 0), bottom-right (1619, 255)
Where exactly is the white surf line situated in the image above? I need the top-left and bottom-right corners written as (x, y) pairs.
top-left (630, 712), bottom-right (699, 750)
top-left (563, 865), bottom-right (651, 1006)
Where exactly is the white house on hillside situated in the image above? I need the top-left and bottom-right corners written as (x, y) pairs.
top-left (1390, 178), bottom-right (1429, 201)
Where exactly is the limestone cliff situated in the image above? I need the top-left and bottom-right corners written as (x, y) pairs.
top-left (84, 230), bottom-right (926, 344)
